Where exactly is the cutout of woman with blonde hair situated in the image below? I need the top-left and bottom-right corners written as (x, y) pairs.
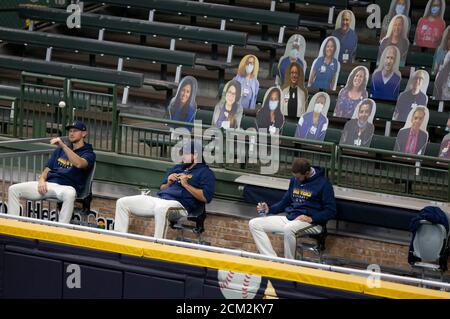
top-left (233, 54), bottom-right (260, 110)
top-left (377, 14), bottom-right (410, 66)
top-left (339, 99), bottom-right (376, 148)
top-left (334, 66), bottom-right (369, 119)
top-left (212, 80), bottom-right (243, 129)
top-left (280, 62), bottom-right (308, 118)
top-left (308, 36), bottom-right (341, 91)
top-left (415, 0), bottom-right (446, 49)
top-left (380, 0), bottom-right (410, 39)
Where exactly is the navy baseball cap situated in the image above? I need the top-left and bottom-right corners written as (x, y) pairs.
top-left (65, 120), bottom-right (87, 131)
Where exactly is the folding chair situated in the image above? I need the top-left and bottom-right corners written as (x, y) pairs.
top-left (410, 220), bottom-right (450, 282)
top-left (295, 224), bottom-right (328, 264)
top-left (166, 202), bottom-right (208, 245)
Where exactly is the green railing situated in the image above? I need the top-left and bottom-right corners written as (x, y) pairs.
top-left (16, 72), bottom-right (118, 152)
top-left (69, 79), bottom-right (118, 152)
top-left (18, 72), bottom-right (67, 139)
top-left (337, 145), bottom-right (450, 201)
top-left (0, 96), bottom-right (16, 137)
top-left (117, 113), bottom-right (450, 201)
top-left (9, 73), bottom-right (450, 202)
top-left (117, 113), bottom-right (337, 180)
top-left (0, 140), bottom-right (53, 216)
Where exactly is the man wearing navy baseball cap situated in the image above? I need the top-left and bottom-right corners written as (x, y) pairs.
top-left (65, 120), bottom-right (87, 131)
top-left (114, 140), bottom-right (215, 238)
top-left (8, 120), bottom-right (96, 224)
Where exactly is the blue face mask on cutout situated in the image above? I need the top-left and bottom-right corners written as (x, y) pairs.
top-left (395, 4), bottom-right (405, 14)
top-left (430, 6), bottom-right (440, 15)
top-left (245, 63), bottom-right (254, 75)
top-left (269, 100), bottom-right (279, 111)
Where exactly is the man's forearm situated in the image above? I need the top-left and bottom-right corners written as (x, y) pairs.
top-left (61, 144), bottom-right (88, 168)
top-left (39, 167), bottom-right (50, 181)
top-left (160, 182), bottom-right (172, 190)
top-left (182, 183), bottom-right (207, 203)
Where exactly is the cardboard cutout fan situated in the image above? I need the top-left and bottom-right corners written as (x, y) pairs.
top-left (339, 98), bottom-right (376, 148)
top-left (294, 92), bottom-right (330, 141)
top-left (233, 54), bottom-right (260, 110)
top-left (308, 36), bottom-right (341, 91)
top-left (394, 106), bottom-right (430, 155)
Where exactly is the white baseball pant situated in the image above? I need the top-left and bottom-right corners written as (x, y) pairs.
top-left (114, 194), bottom-right (186, 238)
top-left (8, 181), bottom-right (77, 224)
top-left (249, 215), bottom-right (322, 259)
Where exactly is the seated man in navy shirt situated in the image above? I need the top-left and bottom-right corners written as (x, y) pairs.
top-left (114, 142), bottom-right (215, 238)
top-left (8, 120), bottom-right (96, 224)
top-left (249, 158), bottom-right (336, 259)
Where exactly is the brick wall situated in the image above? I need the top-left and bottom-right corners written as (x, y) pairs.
top-left (90, 196), bottom-right (414, 272)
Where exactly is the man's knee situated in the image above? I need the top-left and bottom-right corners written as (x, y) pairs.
top-left (116, 196), bottom-right (129, 208)
top-left (249, 217), bottom-right (262, 231)
top-left (283, 221), bottom-right (308, 237)
top-left (283, 226), bottom-right (297, 238)
top-left (8, 183), bottom-right (20, 195)
top-left (62, 188), bottom-right (76, 201)
top-left (166, 207), bottom-right (187, 222)
top-left (116, 196), bottom-right (135, 215)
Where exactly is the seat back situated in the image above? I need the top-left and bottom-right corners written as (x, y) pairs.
top-left (300, 224), bottom-right (328, 251)
top-left (310, 224), bottom-right (327, 249)
top-left (413, 221), bottom-right (447, 262)
top-left (77, 162), bottom-right (96, 200)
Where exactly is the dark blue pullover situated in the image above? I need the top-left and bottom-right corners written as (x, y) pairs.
top-left (268, 167), bottom-right (336, 225)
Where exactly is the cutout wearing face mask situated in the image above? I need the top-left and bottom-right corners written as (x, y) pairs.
top-left (290, 49), bottom-right (300, 60)
top-left (269, 100), bottom-right (279, 111)
top-left (246, 63), bottom-right (254, 75)
top-left (314, 103), bottom-right (324, 113)
top-left (430, 6), bottom-right (440, 15)
top-left (395, 4), bottom-right (405, 15)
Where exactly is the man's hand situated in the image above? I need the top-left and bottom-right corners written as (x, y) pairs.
top-left (37, 177), bottom-right (48, 195)
top-left (50, 137), bottom-right (65, 147)
top-left (178, 174), bottom-right (190, 187)
top-left (297, 215), bottom-right (313, 223)
top-left (256, 202), bottom-right (269, 214)
top-left (167, 173), bottom-right (179, 184)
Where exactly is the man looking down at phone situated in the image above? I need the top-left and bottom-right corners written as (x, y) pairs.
top-left (114, 142), bottom-right (215, 238)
